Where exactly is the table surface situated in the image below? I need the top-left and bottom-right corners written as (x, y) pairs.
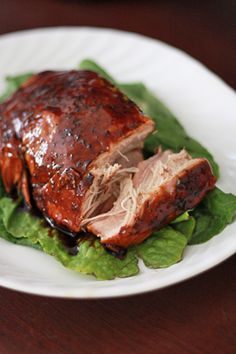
top-left (0, 1), bottom-right (235, 353)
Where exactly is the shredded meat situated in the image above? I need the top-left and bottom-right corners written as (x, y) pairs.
top-left (87, 150), bottom-right (216, 247)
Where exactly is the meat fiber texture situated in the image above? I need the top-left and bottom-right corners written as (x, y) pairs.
top-left (0, 70), bottom-right (215, 248)
top-left (88, 150), bottom-right (216, 247)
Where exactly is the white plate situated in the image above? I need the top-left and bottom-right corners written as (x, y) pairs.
top-left (0, 27), bottom-right (235, 298)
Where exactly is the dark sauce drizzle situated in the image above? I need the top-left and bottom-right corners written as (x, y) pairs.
top-left (44, 215), bottom-right (127, 259)
top-left (15, 189), bottom-right (127, 259)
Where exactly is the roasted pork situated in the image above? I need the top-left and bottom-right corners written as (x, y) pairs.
top-left (0, 70), bottom-right (215, 248)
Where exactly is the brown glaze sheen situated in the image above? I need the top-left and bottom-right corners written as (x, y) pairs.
top-left (0, 70), bottom-right (151, 231)
top-left (102, 159), bottom-right (216, 247)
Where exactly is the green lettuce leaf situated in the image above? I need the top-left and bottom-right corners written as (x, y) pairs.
top-left (0, 196), bottom-right (138, 280)
top-left (189, 188), bottom-right (236, 244)
top-left (173, 216), bottom-right (196, 242)
top-left (0, 208), bottom-right (39, 248)
top-left (0, 201), bottom-right (41, 250)
top-left (136, 227), bottom-right (188, 268)
top-left (171, 211), bottom-right (190, 224)
top-left (0, 73), bottom-right (33, 103)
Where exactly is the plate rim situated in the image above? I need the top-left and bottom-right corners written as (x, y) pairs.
top-left (0, 246), bottom-right (234, 299)
top-left (0, 26), bottom-right (235, 96)
top-left (0, 26), bottom-right (235, 298)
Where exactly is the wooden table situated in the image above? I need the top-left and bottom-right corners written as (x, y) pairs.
top-left (0, 1), bottom-right (235, 353)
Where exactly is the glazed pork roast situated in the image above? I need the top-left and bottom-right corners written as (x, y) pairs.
top-left (0, 70), bottom-right (215, 247)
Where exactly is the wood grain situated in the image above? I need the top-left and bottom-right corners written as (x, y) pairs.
top-left (0, 256), bottom-right (235, 354)
top-left (1, 0), bottom-right (236, 87)
top-left (0, 1), bottom-right (235, 353)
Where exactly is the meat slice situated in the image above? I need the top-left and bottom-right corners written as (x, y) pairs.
top-left (87, 150), bottom-right (216, 247)
top-left (0, 70), bottom-right (154, 232)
